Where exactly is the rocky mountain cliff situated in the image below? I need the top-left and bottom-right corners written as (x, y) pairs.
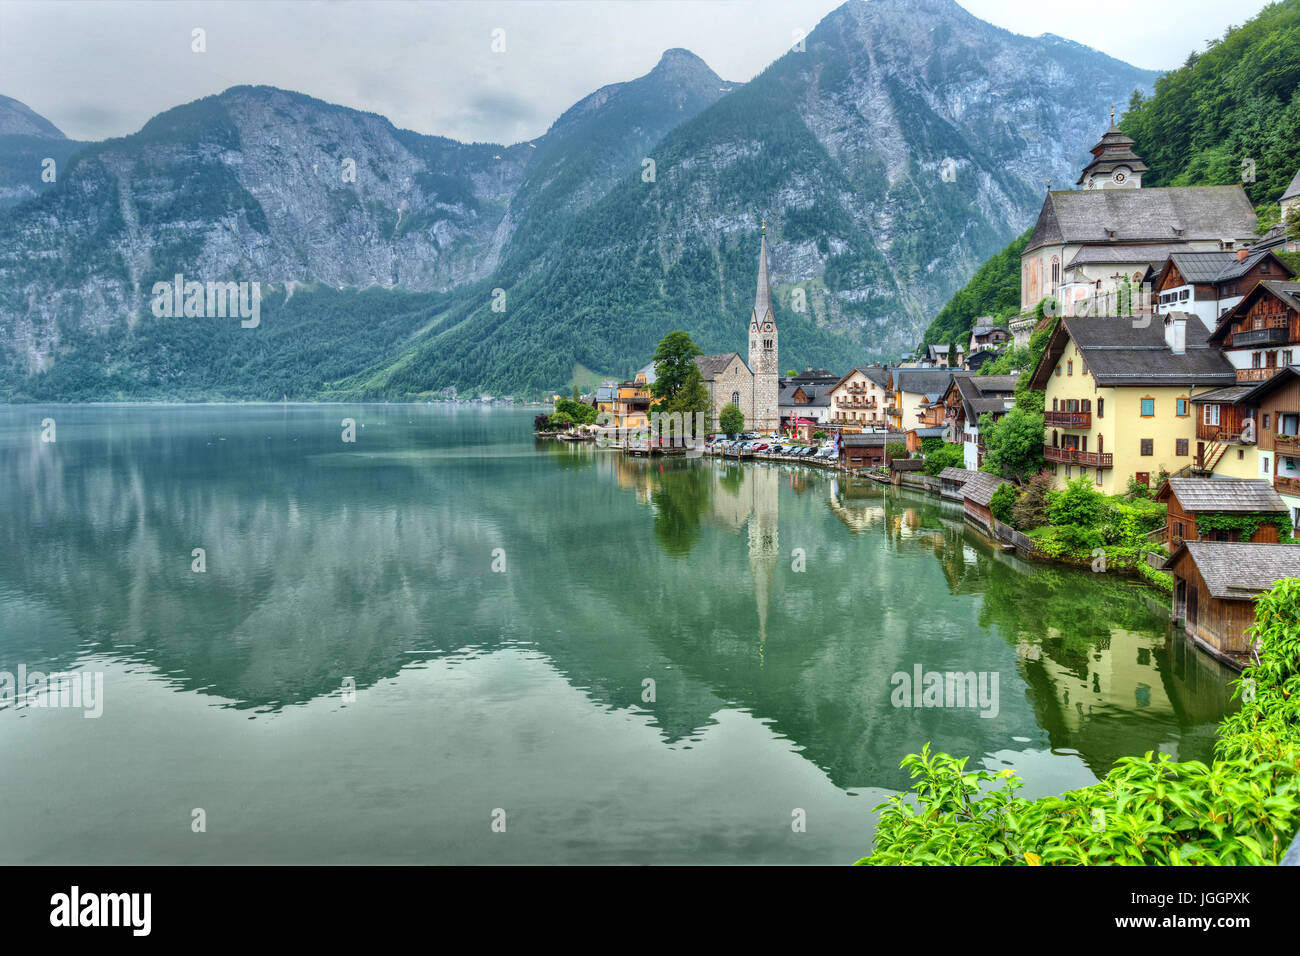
top-left (0, 0), bottom-right (1157, 400)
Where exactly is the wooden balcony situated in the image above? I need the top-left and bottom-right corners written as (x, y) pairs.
top-left (1275, 433), bottom-right (1300, 454)
top-left (1233, 325), bottom-right (1291, 348)
top-left (1044, 410), bottom-right (1091, 428)
top-left (1275, 475), bottom-right (1300, 495)
top-left (1237, 367), bottom-right (1281, 383)
top-left (1043, 445), bottom-right (1113, 468)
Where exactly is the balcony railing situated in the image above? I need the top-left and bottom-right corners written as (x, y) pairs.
top-left (1275, 433), bottom-right (1300, 454)
top-left (1275, 475), bottom-right (1300, 495)
top-left (1233, 326), bottom-right (1291, 348)
top-left (1237, 367), bottom-right (1281, 382)
top-left (1043, 445), bottom-right (1113, 468)
top-left (1044, 410), bottom-right (1092, 428)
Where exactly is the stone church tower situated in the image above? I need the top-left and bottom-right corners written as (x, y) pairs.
top-left (749, 224), bottom-right (779, 432)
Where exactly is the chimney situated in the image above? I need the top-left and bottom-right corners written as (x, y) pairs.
top-left (1237, 247), bottom-right (1249, 262)
top-left (1164, 313), bottom-right (1186, 354)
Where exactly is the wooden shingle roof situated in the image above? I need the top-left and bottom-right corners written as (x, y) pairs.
top-left (961, 472), bottom-right (1005, 507)
top-left (1163, 542), bottom-right (1300, 600)
top-left (1160, 478), bottom-right (1287, 514)
top-left (937, 467), bottom-right (975, 483)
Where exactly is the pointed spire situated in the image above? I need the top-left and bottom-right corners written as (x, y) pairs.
top-left (753, 228), bottom-right (772, 322)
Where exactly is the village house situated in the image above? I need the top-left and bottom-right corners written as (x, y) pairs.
top-left (839, 432), bottom-right (903, 471)
top-left (610, 367), bottom-right (656, 430)
top-left (828, 366), bottom-right (891, 430)
top-left (968, 317), bottom-right (1011, 354)
top-left (778, 381), bottom-right (833, 431)
top-left (1187, 382), bottom-right (1261, 479)
top-left (905, 426), bottom-right (945, 454)
top-left (1155, 477), bottom-right (1288, 549)
top-left (1149, 249), bottom-right (1294, 332)
top-left (1236, 365), bottom-right (1300, 535)
top-left (935, 374), bottom-right (1019, 470)
top-left (922, 343), bottom-right (964, 367)
top-left (1028, 312), bottom-right (1237, 494)
top-left (1164, 542), bottom-right (1300, 663)
top-left (890, 368), bottom-right (958, 433)
top-left (1206, 279), bottom-right (1300, 384)
top-left (1020, 118), bottom-right (1258, 317)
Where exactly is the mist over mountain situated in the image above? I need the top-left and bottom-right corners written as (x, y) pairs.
top-left (0, 0), bottom-right (1157, 400)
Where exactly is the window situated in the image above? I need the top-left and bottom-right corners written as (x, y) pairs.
top-left (1176, 438), bottom-right (1189, 456)
top-left (1264, 413), bottom-right (1271, 429)
top-left (1140, 439), bottom-right (1153, 456)
top-left (1285, 350), bottom-right (1294, 366)
top-left (1238, 449), bottom-right (1244, 460)
top-left (1203, 404), bottom-right (1220, 426)
top-left (1067, 360), bottom-right (1074, 376)
top-left (731, 391), bottom-right (740, 405)
top-left (1055, 365), bottom-right (1062, 377)
top-left (1140, 398), bottom-right (1155, 417)
top-left (1052, 398), bottom-right (1059, 411)
top-left (1282, 414), bottom-right (1300, 437)
top-left (1176, 398), bottom-right (1188, 417)
top-left (1097, 399), bottom-right (1104, 418)
top-left (1174, 521), bottom-right (1184, 539)
top-left (1095, 470), bottom-right (1103, 486)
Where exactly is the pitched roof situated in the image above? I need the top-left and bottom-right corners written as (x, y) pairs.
top-left (1238, 365), bottom-right (1300, 407)
top-left (1065, 243), bottom-right (1185, 269)
top-left (1159, 478), bottom-right (1287, 514)
top-left (636, 362), bottom-right (657, 384)
top-left (1024, 185), bottom-right (1258, 254)
top-left (961, 471), bottom-right (1005, 508)
top-left (1162, 248), bottom-right (1292, 287)
top-left (909, 426), bottom-right (945, 438)
top-left (894, 367), bottom-right (960, 396)
top-left (778, 383), bottom-right (831, 407)
top-left (753, 233), bottom-right (773, 324)
top-left (694, 352), bottom-right (747, 379)
top-left (1283, 167), bottom-right (1300, 203)
top-left (1163, 542), bottom-right (1300, 600)
top-left (1028, 315), bottom-right (1236, 389)
top-left (1210, 281), bottom-right (1300, 344)
top-left (842, 431), bottom-right (904, 447)
top-left (1189, 384), bottom-right (1255, 404)
top-left (954, 373), bottom-right (1018, 419)
top-left (938, 467), bottom-right (975, 483)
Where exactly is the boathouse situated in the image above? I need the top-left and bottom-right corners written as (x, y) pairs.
top-left (1155, 478), bottom-right (1288, 548)
top-left (1163, 541), bottom-right (1300, 662)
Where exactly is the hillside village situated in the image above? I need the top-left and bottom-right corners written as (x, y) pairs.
top-left (545, 117), bottom-right (1300, 670)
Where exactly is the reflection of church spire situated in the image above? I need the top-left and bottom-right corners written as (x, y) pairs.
top-left (747, 466), bottom-right (779, 659)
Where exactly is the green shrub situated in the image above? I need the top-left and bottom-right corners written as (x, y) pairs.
top-left (1049, 477), bottom-right (1104, 528)
top-left (923, 442), bottom-right (964, 477)
top-left (990, 483), bottom-right (1017, 525)
top-left (859, 577), bottom-right (1300, 865)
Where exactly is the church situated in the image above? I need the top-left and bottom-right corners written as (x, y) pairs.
top-left (1019, 112), bottom-right (1259, 317)
top-left (692, 226), bottom-right (781, 433)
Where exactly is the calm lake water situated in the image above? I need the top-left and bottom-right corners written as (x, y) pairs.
top-left (0, 404), bottom-right (1236, 864)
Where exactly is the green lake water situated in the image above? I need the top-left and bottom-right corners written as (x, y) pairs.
top-left (0, 404), bottom-right (1237, 863)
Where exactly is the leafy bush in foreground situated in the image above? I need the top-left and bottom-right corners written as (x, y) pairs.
top-left (858, 578), bottom-right (1300, 865)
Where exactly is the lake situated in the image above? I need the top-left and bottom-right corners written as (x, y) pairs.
top-left (0, 404), bottom-right (1236, 864)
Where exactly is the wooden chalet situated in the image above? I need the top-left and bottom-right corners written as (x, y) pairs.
top-left (1155, 478), bottom-right (1287, 548)
top-left (961, 472), bottom-right (1006, 533)
top-left (1164, 542), bottom-right (1300, 664)
top-left (1208, 280), bottom-right (1300, 384)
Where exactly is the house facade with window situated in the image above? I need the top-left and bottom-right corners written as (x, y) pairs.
top-left (936, 373), bottom-right (1019, 470)
top-left (1206, 280), bottom-right (1300, 384)
top-left (828, 366), bottom-right (891, 430)
top-left (1154, 478), bottom-right (1287, 548)
top-left (1149, 250), bottom-right (1294, 332)
top-left (1028, 312), bottom-right (1236, 494)
top-left (890, 368), bottom-right (958, 434)
top-left (1237, 366), bottom-right (1300, 536)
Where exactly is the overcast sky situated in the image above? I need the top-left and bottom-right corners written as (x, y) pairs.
top-left (0, 0), bottom-right (1275, 144)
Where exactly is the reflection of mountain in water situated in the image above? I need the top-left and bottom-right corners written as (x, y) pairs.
top-left (0, 408), bottom-right (1237, 792)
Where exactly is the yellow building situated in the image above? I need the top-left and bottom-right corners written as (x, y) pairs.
top-left (1028, 313), bottom-right (1237, 494)
top-left (827, 365), bottom-right (891, 429)
top-left (890, 368), bottom-right (960, 434)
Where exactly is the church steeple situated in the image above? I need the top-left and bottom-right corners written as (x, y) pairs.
top-left (748, 223), bottom-right (778, 432)
top-left (753, 223), bottom-right (773, 325)
top-left (1077, 111), bottom-right (1148, 189)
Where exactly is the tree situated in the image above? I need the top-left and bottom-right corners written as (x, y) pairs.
top-left (980, 407), bottom-right (1045, 482)
top-left (885, 441), bottom-right (909, 462)
top-left (660, 363), bottom-right (712, 435)
top-left (554, 398), bottom-right (598, 425)
top-left (812, 429), bottom-right (827, 440)
top-left (651, 331), bottom-right (703, 403)
top-left (1012, 471), bottom-right (1054, 529)
top-left (948, 339), bottom-right (959, 368)
top-left (719, 402), bottom-right (745, 437)
top-left (571, 385), bottom-right (580, 401)
top-left (548, 411), bottom-right (575, 429)
top-left (923, 442), bottom-right (964, 477)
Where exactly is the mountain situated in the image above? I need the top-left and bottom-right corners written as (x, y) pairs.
top-left (0, 0), bottom-right (1157, 401)
top-left (0, 95), bottom-right (86, 209)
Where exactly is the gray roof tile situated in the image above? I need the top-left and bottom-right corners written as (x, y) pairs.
top-left (1164, 542), bottom-right (1300, 599)
top-left (1161, 478), bottom-right (1287, 514)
